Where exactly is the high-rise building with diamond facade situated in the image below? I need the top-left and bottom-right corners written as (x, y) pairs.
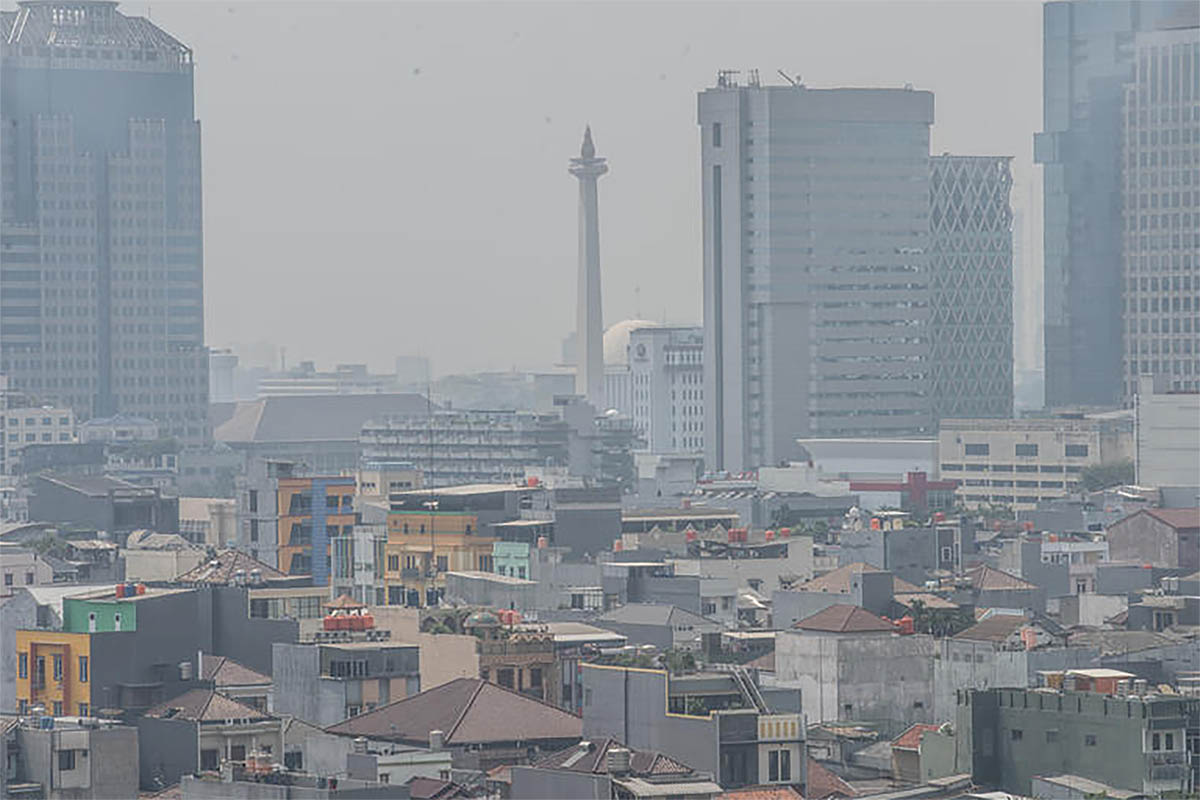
top-left (928, 155), bottom-right (1014, 421)
top-left (1120, 24), bottom-right (1200, 400)
top-left (0, 1), bottom-right (209, 443)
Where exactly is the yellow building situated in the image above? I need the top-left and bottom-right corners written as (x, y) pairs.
top-left (383, 510), bottom-right (496, 605)
top-left (15, 630), bottom-right (92, 717)
top-left (276, 476), bottom-right (356, 581)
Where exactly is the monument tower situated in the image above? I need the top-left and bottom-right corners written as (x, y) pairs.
top-left (568, 127), bottom-right (608, 408)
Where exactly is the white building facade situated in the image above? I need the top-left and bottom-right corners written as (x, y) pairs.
top-left (627, 326), bottom-right (704, 454)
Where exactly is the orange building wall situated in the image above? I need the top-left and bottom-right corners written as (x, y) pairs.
top-left (15, 630), bottom-right (91, 716)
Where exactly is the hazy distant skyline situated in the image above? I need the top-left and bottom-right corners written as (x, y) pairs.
top-left (116, 0), bottom-right (1042, 376)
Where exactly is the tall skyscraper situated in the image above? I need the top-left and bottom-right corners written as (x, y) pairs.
top-left (0, 1), bottom-right (208, 443)
top-left (627, 325), bottom-right (704, 454)
top-left (1036, 0), bottom-right (1194, 408)
top-left (700, 73), bottom-right (934, 471)
top-left (928, 155), bottom-right (1014, 421)
top-left (569, 126), bottom-right (607, 409)
top-left (1120, 23), bottom-right (1200, 400)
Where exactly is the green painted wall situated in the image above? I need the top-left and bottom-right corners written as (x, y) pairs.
top-left (63, 598), bottom-right (137, 633)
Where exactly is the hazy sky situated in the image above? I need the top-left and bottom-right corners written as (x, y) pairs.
top-left (126, 0), bottom-right (1043, 376)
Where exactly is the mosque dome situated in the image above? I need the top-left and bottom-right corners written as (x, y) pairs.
top-left (465, 610), bottom-right (501, 628)
top-left (603, 320), bottom-right (662, 366)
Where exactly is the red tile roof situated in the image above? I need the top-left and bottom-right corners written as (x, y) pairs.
top-left (1144, 508), bottom-right (1200, 530)
top-left (806, 757), bottom-right (857, 798)
top-left (794, 604), bottom-right (895, 634)
top-left (965, 564), bottom-right (1037, 591)
top-left (200, 654), bottom-right (271, 687)
top-left (174, 548), bottom-right (287, 584)
top-left (891, 723), bottom-right (941, 752)
top-left (144, 689), bottom-right (271, 723)
top-left (325, 677), bottom-right (581, 746)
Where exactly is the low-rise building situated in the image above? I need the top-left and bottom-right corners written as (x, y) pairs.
top-left (272, 635), bottom-right (420, 727)
top-left (199, 653), bottom-right (273, 713)
top-left (773, 605), bottom-right (934, 737)
top-left (771, 563), bottom-right (914, 629)
top-left (2, 405), bottom-right (76, 476)
top-left (957, 686), bottom-right (1199, 795)
top-left (581, 663), bottom-right (806, 791)
top-left (325, 676), bottom-right (582, 772)
top-left (3, 715), bottom-right (138, 799)
top-left (28, 475), bottom-right (179, 541)
top-left (890, 723), bottom-right (955, 785)
top-left (594, 603), bottom-right (721, 651)
top-left (511, 736), bottom-right (722, 800)
top-left (1107, 508), bottom-right (1200, 572)
top-left (938, 415), bottom-right (1133, 510)
top-left (1135, 375), bottom-right (1200, 492)
top-left (139, 689), bottom-right (285, 789)
top-left (1, 546), bottom-right (54, 589)
top-left (464, 610), bottom-right (557, 705)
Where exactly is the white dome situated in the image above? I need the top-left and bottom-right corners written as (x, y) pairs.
top-left (603, 319), bottom-right (662, 365)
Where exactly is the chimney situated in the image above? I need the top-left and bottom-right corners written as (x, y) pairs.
top-left (429, 729), bottom-right (445, 752)
top-left (353, 737), bottom-right (368, 754)
top-left (1134, 678), bottom-right (1149, 696)
top-left (606, 746), bottom-right (631, 776)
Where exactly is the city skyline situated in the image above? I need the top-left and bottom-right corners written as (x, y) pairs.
top-left (114, 0), bottom-right (1043, 377)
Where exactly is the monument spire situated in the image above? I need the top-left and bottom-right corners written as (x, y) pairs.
top-left (568, 126), bottom-right (609, 409)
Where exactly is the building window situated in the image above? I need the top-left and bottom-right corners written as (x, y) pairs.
top-left (1046, 730), bottom-right (1059, 743)
top-left (25, 572), bottom-right (34, 584)
top-left (248, 490), bottom-right (258, 513)
top-left (530, 667), bottom-right (543, 689)
top-left (497, 668), bottom-right (514, 689)
top-left (1085, 734), bottom-right (1097, 746)
top-left (78, 703), bottom-right (88, 717)
top-left (388, 555), bottom-right (400, 571)
top-left (78, 656), bottom-right (88, 683)
top-left (780, 749), bottom-right (791, 782)
top-left (1010, 729), bottom-right (1023, 741)
top-left (1065, 444), bottom-right (1089, 457)
top-left (18, 652), bottom-right (27, 679)
top-left (436, 556), bottom-right (448, 572)
top-left (58, 749), bottom-right (76, 771)
top-left (1154, 733), bottom-right (1162, 751)
top-left (249, 519), bottom-right (259, 542)
top-left (201, 749), bottom-right (219, 771)
top-left (768, 750), bottom-right (779, 782)
top-left (52, 701), bottom-right (62, 716)
top-left (1015, 444), bottom-right (1038, 457)
top-left (230, 745), bottom-right (246, 762)
top-left (843, 703), bottom-right (853, 715)
top-left (3, 574), bottom-right (11, 586)
top-left (964, 443), bottom-right (990, 456)
top-left (712, 122), bottom-right (722, 148)
top-left (53, 654), bottom-right (63, 681)
top-left (1165, 733), bottom-right (1174, 750)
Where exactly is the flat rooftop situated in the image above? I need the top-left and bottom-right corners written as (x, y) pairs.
top-left (445, 570), bottom-right (536, 585)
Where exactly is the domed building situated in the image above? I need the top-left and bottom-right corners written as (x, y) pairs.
top-left (603, 319), bottom-right (661, 415)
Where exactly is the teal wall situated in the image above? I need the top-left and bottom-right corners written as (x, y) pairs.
top-left (63, 598), bottom-right (138, 633)
top-left (493, 541), bottom-right (530, 578)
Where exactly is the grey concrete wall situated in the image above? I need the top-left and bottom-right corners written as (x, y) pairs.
top-left (17, 725), bottom-right (139, 800)
top-left (1018, 541), bottom-right (1070, 599)
top-left (837, 634), bottom-right (935, 738)
top-left (272, 644), bottom-right (348, 727)
top-left (1095, 562), bottom-right (1158, 594)
top-left (933, 640), bottom-right (1028, 723)
top-left (181, 774), bottom-right (404, 799)
top-left (1, 589), bottom-right (37, 712)
top-left (211, 586), bottom-right (299, 676)
top-left (87, 725), bottom-right (141, 800)
top-left (138, 716), bottom-right (198, 790)
top-left (29, 477), bottom-right (115, 530)
top-left (581, 665), bottom-right (719, 777)
top-left (633, 576), bottom-right (701, 615)
top-left (839, 530), bottom-right (885, 572)
top-left (510, 766), bottom-right (610, 799)
top-left (553, 503), bottom-right (621, 560)
top-left (1101, 642), bottom-right (1200, 683)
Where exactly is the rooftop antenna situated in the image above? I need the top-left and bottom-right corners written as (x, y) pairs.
top-left (777, 70), bottom-right (798, 87)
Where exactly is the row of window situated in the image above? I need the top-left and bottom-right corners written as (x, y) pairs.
top-left (960, 443), bottom-right (1088, 458)
top-left (18, 652), bottom-right (88, 682)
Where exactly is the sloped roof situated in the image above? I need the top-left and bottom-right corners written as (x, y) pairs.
top-left (1067, 629), bottom-right (1175, 656)
top-left (200, 654), bottom-right (271, 688)
top-left (406, 777), bottom-right (468, 800)
top-left (966, 564), bottom-right (1037, 592)
top-left (215, 393), bottom-right (431, 444)
top-left (534, 737), bottom-right (693, 776)
top-left (793, 563), bottom-right (923, 595)
top-left (953, 614), bottom-right (1028, 643)
top-left (325, 677), bottom-right (581, 745)
top-left (806, 756), bottom-right (858, 798)
top-left (892, 723), bottom-right (941, 752)
top-left (894, 592), bottom-right (958, 611)
top-left (144, 689), bottom-right (271, 722)
top-left (794, 604), bottom-right (894, 634)
top-left (174, 549), bottom-right (287, 584)
top-left (597, 603), bottom-right (713, 628)
top-left (1143, 508), bottom-right (1200, 530)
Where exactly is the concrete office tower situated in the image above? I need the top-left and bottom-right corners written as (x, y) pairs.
top-left (0, 1), bottom-right (208, 443)
top-left (929, 155), bottom-right (1015, 421)
top-left (1036, 0), bottom-right (1195, 408)
top-left (627, 325), bottom-right (704, 453)
top-left (700, 73), bottom-right (934, 472)
top-left (568, 127), bottom-right (608, 408)
top-left (1121, 24), bottom-right (1200, 400)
